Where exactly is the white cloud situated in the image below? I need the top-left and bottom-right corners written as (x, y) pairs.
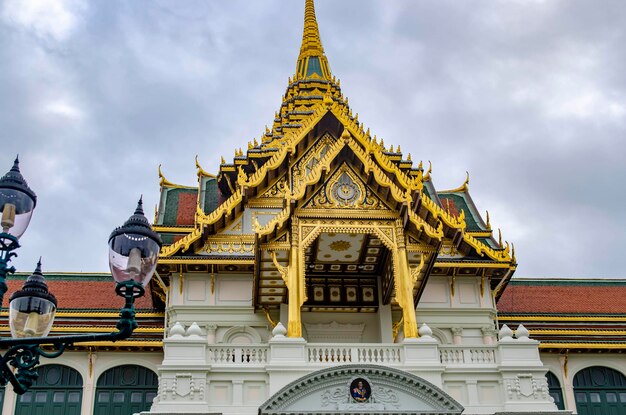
top-left (42, 98), bottom-right (84, 120)
top-left (547, 89), bottom-right (626, 120)
top-left (1, 0), bottom-right (86, 42)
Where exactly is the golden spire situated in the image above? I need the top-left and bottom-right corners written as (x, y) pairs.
top-left (296, 0), bottom-right (332, 80)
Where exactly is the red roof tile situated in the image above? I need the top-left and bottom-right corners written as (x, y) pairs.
top-left (2, 279), bottom-right (155, 310)
top-left (176, 192), bottom-right (197, 225)
top-left (498, 284), bottom-right (626, 314)
top-left (440, 197), bottom-right (460, 218)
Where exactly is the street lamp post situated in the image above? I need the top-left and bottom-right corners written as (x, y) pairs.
top-left (0, 157), bottom-right (162, 394)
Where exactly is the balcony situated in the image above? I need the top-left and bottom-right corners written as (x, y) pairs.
top-left (203, 342), bottom-right (500, 368)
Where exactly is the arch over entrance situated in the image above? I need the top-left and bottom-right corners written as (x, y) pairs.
top-left (574, 366), bottom-right (626, 414)
top-left (259, 365), bottom-right (464, 414)
top-left (94, 365), bottom-right (158, 415)
top-left (546, 371), bottom-right (564, 410)
top-left (15, 364), bottom-right (82, 415)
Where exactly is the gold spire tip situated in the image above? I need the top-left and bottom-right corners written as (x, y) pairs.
top-left (296, 0), bottom-right (331, 80)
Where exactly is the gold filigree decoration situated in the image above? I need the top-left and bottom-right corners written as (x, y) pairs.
top-left (202, 241), bottom-right (254, 254)
top-left (252, 211), bottom-right (280, 231)
top-left (308, 164), bottom-right (385, 210)
top-left (292, 133), bottom-right (334, 188)
top-left (392, 317), bottom-right (404, 340)
top-left (270, 251), bottom-right (289, 285)
top-left (260, 177), bottom-right (287, 198)
top-left (262, 307), bottom-right (277, 328)
top-left (410, 254), bottom-right (426, 285)
top-left (329, 240), bottom-right (352, 252)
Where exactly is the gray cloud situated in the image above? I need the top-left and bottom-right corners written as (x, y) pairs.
top-left (0, 0), bottom-right (624, 278)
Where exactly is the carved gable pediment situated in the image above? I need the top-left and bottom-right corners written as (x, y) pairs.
top-left (303, 163), bottom-right (392, 211)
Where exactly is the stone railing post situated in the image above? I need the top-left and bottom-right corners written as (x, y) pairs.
top-left (401, 324), bottom-right (445, 387)
top-left (148, 322), bottom-right (209, 413)
top-left (497, 325), bottom-right (568, 413)
top-left (266, 322), bottom-right (309, 395)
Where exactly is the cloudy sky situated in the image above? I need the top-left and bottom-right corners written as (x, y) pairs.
top-left (1, 0), bottom-right (624, 278)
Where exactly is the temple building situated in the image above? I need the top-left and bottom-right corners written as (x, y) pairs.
top-left (1, 1), bottom-right (625, 414)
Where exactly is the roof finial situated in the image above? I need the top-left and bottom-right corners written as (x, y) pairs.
top-left (11, 155), bottom-right (20, 173)
top-left (296, 0), bottom-right (332, 80)
top-left (135, 196), bottom-right (144, 215)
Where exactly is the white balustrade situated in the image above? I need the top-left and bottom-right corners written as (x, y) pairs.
top-left (207, 345), bottom-right (269, 365)
top-left (306, 344), bottom-right (402, 364)
top-left (439, 346), bottom-right (498, 365)
top-left (205, 343), bottom-right (496, 367)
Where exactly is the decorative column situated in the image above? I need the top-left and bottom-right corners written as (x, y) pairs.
top-left (481, 326), bottom-right (496, 345)
top-left (271, 223), bottom-right (305, 339)
top-left (82, 350), bottom-right (97, 415)
top-left (394, 222), bottom-right (418, 338)
top-left (206, 324), bottom-right (217, 344)
top-left (559, 353), bottom-right (576, 412)
top-left (451, 327), bottom-right (463, 345)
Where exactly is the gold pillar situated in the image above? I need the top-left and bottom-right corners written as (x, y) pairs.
top-left (394, 224), bottom-right (418, 338)
top-left (287, 243), bottom-right (303, 337)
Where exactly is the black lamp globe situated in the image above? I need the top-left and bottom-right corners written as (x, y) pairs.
top-left (0, 157), bottom-right (37, 239)
top-left (9, 260), bottom-right (57, 338)
top-left (108, 198), bottom-right (162, 292)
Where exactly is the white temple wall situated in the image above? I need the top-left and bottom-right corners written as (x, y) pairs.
top-left (417, 275), bottom-right (499, 347)
top-left (301, 311), bottom-right (381, 343)
top-left (169, 272), bottom-right (253, 307)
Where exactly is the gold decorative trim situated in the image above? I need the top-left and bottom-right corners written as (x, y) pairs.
top-left (70, 341), bottom-right (163, 347)
top-left (153, 226), bottom-right (195, 233)
top-left (247, 198), bottom-right (284, 208)
top-left (539, 343), bottom-right (626, 350)
top-left (295, 208), bottom-right (398, 219)
top-left (440, 171), bottom-right (470, 193)
top-left (500, 315), bottom-right (626, 322)
top-left (434, 261), bottom-right (513, 269)
top-left (261, 242), bottom-right (291, 251)
top-left (158, 258), bottom-right (254, 265)
top-left (467, 231), bottom-right (492, 238)
top-left (531, 329), bottom-right (626, 335)
top-left (196, 155), bottom-right (216, 178)
top-left (1, 311), bottom-right (165, 318)
top-left (202, 241), bottom-right (255, 255)
top-left (158, 165), bottom-right (195, 189)
top-left (0, 326), bottom-right (163, 333)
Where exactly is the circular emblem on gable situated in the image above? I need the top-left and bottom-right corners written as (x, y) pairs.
top-left (331, 172), bottom-right (361, 206)
top-left (350, 378), bottom-right (371, 403)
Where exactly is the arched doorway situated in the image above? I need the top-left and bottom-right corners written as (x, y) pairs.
top-left (546, 371), bottom-right (564, 410)
top-left (15, 364), bottom-right (83, 415)
top-left (93, 365), bottom-right (158, 415)
top-left (574, 366), bottom-right (626, 414)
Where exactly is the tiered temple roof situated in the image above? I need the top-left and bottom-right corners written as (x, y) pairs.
top-left (153, 0), bottom-right (516, 311)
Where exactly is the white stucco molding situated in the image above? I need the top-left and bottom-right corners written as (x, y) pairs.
top-left (259, 364), bottom-right (464, 414)
top-left (221, 325), bottom-right (262, 344)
